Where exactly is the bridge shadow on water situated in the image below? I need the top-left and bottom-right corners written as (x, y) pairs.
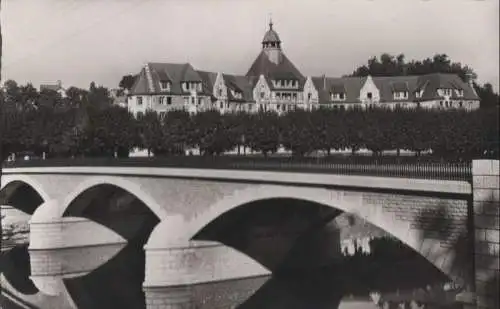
top-left (1, 245), bottom-right (39, 296)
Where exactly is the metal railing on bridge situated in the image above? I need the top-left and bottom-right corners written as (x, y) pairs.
top-left (2, 155), bottom-right (472, 182)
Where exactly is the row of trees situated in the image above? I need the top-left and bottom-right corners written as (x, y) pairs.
top-left (1, 103), bottom-right (498, 161)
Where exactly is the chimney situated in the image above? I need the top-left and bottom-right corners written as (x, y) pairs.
top-left (323, 74), bottom-right (326, 90)
top-left (57, 80), bottom-right (62, 88)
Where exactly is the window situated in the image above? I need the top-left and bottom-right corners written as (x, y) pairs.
top-left (260, 92), bottom-right (265, 99)
top-left (308, 93), bottom-right (312, 100)
top-left (220, 102), bottom-right (224, 109)
top-left (219, 89), bottom-right (223, 97)
top-left (167, 97), bottom-right (172, 105)
top-left (159, 112), bottom-right (166, 120)
top-left (459, 101), bottom-right (463, 107)
top-left (160, 81), bottom-right (169, 90)
top-left (184, 97), bottom-right (189, 105)
top-left (159, 96), bottom-right (164, 104)
top-left (367, 92), bottom-right (373, 99)
top-left (440, 101), bottom-right (443, 107)
top-left (197, 98), bottom-right (202, 105)
top-left (137, 96), bottom-right (143, 105)
top-left (339, 93), bottom-right (345, 100)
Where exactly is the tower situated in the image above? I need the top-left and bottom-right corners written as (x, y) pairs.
top-left (262, 19), bottom-right (282, 64)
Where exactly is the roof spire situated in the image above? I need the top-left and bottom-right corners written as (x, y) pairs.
top-left (269, 13), bottom-right (273, 30)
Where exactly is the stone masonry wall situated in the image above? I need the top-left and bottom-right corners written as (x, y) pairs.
top-left (472, 160), bottom-right (499, 309)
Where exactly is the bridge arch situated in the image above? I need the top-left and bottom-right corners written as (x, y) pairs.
top-left (186, 185), bottom-right (460, 283)
top-left (0, 176), bottom-right (50, 214)
top-left (59, 176), bottom-right (168, 220)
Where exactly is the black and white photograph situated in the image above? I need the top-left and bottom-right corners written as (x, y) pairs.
top-left (0, 0), bottom-right (499, 308)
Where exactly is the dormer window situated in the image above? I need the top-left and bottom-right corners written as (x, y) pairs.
top-left (367, 92), bottom-right (373, 100)
top-left (137, 96), bottom-right (143, 105)
top-left (455, 89), bottom-right (464, 97)
top-left (160, 81), bottom-right (170, 91)
top-left (440, 88), bottom-right (453, 97)
top-left (415, 91), bottom-right (422, 99)
top-left (393, 91), bottom-right (408, 100)
top-left (331, 92), bottom-right (346, 101)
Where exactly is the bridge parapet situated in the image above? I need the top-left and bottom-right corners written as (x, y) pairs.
top-left (3, 156), bottom-right (473, 181)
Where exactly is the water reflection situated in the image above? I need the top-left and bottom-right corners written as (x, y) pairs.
top-left (2, 217), bottom-right (463, 309)
top-left (1, 245), bottom-right (38, 295)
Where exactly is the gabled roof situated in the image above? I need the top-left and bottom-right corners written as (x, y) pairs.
top-left (197, 70), bottom-right (218, 95)
top-left (311, 76), bottom-right (366, 104)
top-left (130, 63), bottom-right (204, 95)
top-left (130, 68), bottom-right (150, 94)
top-left (416, 73), bottom-right (478, 101)
top-left (372, 76), bottom-right (419, 103)
top-left (223, 74), bottom-right (254, 102)
top-left (246, 51), bottom-right (305, 89)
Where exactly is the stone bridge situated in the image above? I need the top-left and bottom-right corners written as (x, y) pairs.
top-left (1, 159), bottom-right (498, 309)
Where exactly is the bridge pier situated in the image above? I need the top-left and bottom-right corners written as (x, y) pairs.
top-left (28, 199), bottom-right (127, 297)
top-left (470, 160), bottom-right (499, 309)
top-left (143, 216), bottom-right (270, 309)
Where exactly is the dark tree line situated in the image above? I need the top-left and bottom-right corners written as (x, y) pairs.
top-left (349, 53), bottom-right (499, 109)
top-left (1, 100), bottom-right (498, 162)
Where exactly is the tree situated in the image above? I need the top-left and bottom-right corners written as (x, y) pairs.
top-left (119, 74), bottom-right (138, 91)
top-left (19, 83), bottom-right (39, 110)
top-left (65, 86), bottom-right (89, 107)
top-left (137, 110), bottom-right (163, 157)
top-left (3, 80), bottom-right (21, 106)
top-left (160, 110), bottom-right (192, 155)
top-left (280, 109), bottom-right (317, 156)
top-left (474, 83), bottom-right (499, 109)
top-left (245, 111), bottom-right (281, 156)
top-left (87, 81), bottom-right (112, 108)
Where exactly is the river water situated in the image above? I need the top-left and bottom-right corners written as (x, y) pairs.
top-left (1, 207), bottom-right (462, 309)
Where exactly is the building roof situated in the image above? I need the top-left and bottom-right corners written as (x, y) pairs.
top-left (262, 21), bottom-right (281, 43)
top-left (40, 83), bottom-right (64, 92)
top-left (130, 63), bottom-right (204, 95)
top-left (416, 73), bottom-right (478, 101)
top-left (246, 51), bottom-right (305, 89)
top-left (197, 70), bottom-right (218, 95)
top-left (312, 76), bottom-right (366, 104)
top-left (311, 74), bottom-right (479, 104)
top-left (223, 74), bottom-right (255, 102)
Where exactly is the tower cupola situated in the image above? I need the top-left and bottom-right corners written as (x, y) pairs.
top-left (262, 20), bottom-right (281, 50)
top-left (261, 19), bottom-right (282, 64)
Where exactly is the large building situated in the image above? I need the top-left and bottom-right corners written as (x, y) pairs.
top-left (127, 21), bottom-right (480, 117)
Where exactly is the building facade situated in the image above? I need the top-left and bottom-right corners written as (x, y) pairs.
top-left (127, 21), bottom-right (480, 117)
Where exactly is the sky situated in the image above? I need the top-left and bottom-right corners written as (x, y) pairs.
top-left (1, 0), bottom-right (499, 91)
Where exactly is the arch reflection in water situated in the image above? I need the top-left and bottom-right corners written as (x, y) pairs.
top-left (188, 198), bottom-right (457, 308)
top-left (60, 183), bottom-right (161, 309)
top-left (1, 245), bottom-right (39, 295)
